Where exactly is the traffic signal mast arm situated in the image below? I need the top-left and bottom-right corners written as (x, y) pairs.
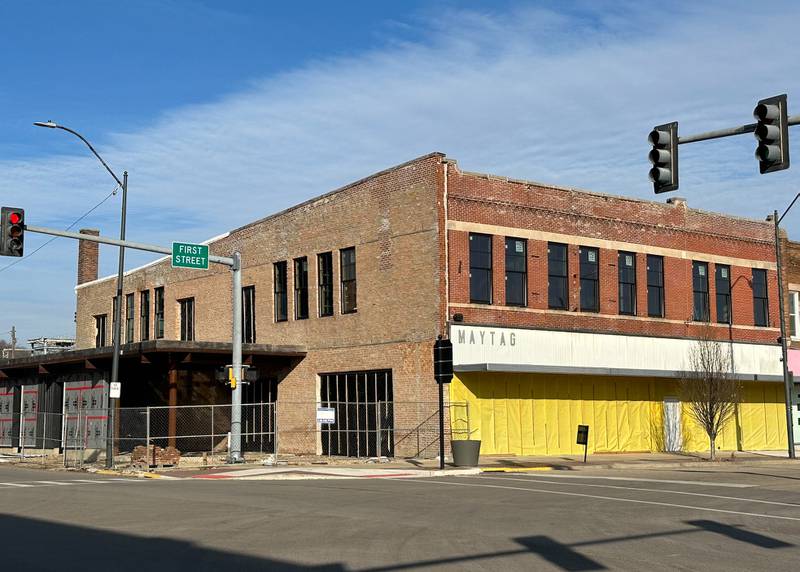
top-left (24, 224), bottom-right (234, 266)
top-left (677, 113), bottom-right (800, 144)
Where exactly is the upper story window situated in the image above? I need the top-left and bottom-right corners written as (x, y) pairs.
top-left (94, 314), bottom-right (107, 348)
top-left (125, 293), bottom-right (135, 344)
top-left (790, 291), bottom-right (799, 338)
top-left (274, 261), bottom-right (288, 322)
top-left (341, 247), bottom-right (357, 314)
top-left (505, 237), bottom-right (526, 307)
top-left (692, 261), bottom-right (710, 322)
top-left (179, 297), bottom-right (195, 341)
top-left (140, 290), bottom-right (150, 341)
top-left (294, 257), bottom-right (309, 320)
top-left (242, 285), bottom-right (256, 343)
top-left (579, 247), bottom-right (599, 313)
top-left (752, 268), bottom-right (769, 327)
top-left (618, 251), bottom-right (636, 316)
top-left (154, 287), bottom-right (165, 339)
top-left (318, 252), bottom-right (334, 317)
top-left (469, 234), bottom-right (492, 304)
top-left (715, 265), bottom-right (731, 324)
top-left (647, 255), bottom-right (664, 318)
top-left (548, 242), bottom-right (568, 310)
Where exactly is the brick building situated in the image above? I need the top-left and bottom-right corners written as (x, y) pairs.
top-left (0, 152), bottom-right (793, 457)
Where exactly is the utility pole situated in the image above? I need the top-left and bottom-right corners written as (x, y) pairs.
top-left (10, 326), bottom-right (16, 359)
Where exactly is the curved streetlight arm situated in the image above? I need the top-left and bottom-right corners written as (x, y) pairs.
top-left (33, 121), bottom-right (123, 188)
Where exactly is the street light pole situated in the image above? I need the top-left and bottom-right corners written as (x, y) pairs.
top-left (34, 121), bottom-right (126, 469)
top-left (774, 193), bottom-right (800, 459)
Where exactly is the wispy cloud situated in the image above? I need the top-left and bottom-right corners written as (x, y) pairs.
top-left (2, 0), bottom-right (799, 340)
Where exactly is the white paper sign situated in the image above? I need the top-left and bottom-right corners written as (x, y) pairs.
top-left (109, 381), bottom-right (122, 399)
top-left (316, 407), bottom-right (336, 424)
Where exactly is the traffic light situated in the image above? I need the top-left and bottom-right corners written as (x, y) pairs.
top-left (648, 122), bottom-right (679, 194)
top-left (0, 207), bottom-right (25, 257)
top-left (433, 337), bottom-right (453, 384)
top-left (753, 94), bottom-right (790, 174)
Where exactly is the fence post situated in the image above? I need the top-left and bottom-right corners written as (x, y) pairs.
top-left (20, 409), bottom-right (25, 460)
top-left (42, 411), bottom-right (48, 466)
top-left (146, 406), bottom-right (150, 465)
top-left (210, 405), bottom-right (214, 459)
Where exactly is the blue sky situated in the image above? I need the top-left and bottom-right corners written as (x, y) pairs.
top-left (1, 0), bottom-right (799, 342)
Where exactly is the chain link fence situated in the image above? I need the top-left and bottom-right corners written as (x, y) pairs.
top-left (0, 401), bottom-right (470, 468)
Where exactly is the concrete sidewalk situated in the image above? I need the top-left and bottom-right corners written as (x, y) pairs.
top-left (149, 449), bottom-right (797, 480)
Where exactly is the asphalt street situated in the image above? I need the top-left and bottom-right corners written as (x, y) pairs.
top-left (1, 464), bottom-right (799, 571)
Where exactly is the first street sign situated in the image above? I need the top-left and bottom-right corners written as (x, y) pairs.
top-left (172, 242), bottom-right (209, 270)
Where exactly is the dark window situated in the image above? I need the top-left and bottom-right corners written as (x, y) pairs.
top-left (752, 268), bottom-right (769, 327)
top-left (294, 257), bottom-right (309, 320)
top-left (618, 251), bottom-right (636, 315)
top-left (505, 237), bottom-right (527, 306)
top-left (179, 298), bottom-right (195, 341)
top-left (154, 287), bottom-right (165, 339)
top-left (693, 261), bottom-right (710, 321)
top-left (140, 290), bottom-right (150, 341)
top-left (715, 265), bottom-right (731, 324)
top-left (112, 296), bottom-right (118, 345)
top-left (243, 286), bottom-right (256, 343)
top-left (469, 233), bottom-right (492, 304)
top-left (318, 252), bottom-right (334, 317)
top-left (125, 293), bottom-right (135, 344)
top-left (548, 242), bottom-right (568, 310)
top-left (579, 247), bottom-right (599, 312)
top-left (320, 370), bottom-right (393, 458)
top-left (341, 247), bottom-right (357, 314)
top-left (274, 261), bottom-right (288, 322)
top-left (94, 314), bottom-right (107, 348)
top-left (647, 255), bottom-right (665, 317)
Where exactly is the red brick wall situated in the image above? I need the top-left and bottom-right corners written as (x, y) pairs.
top-left (446, 162), bottom-right (779, 344)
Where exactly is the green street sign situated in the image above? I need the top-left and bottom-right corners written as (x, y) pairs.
top-left (172, 242), bottom-right (209, 270)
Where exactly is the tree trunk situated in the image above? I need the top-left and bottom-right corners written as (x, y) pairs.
top-left (709, 436), bottom-right (715, 461)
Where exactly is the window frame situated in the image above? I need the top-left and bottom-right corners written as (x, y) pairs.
top-left (579, 246), bottom-right (599, 313)
top-left (242, 285), bottom-right (256, 343)
top-left (340, 247), bottom-right (357, 314)
top-left (548, 242), bottom-right (568, 310)
top-left (179, 297), bottom-right (195, 342)
top-left (646, 255), bottom-right (665, 318)
top-left (790, 291), bottom-right (799, 339)
top-left (294, 256), bottom-right (309, 320)
top-left (469, 233), bottom-right (493, 305)
top-left (715, 264), bottom-right (732, 325)
top-left (94, 314), bottom-right (107, 348)
top-left (125, 292), bottom-right (135, 344)
top-left (618, 251), bottom-right (636, 316)
top-left (140, 290), bottom-right (150, 342)
top-left (318, 252), bottom-right (334, 317)
top-left (274, 261), bottom-right (288, 322)
top-left (505, 237), bottom-right (527, 307)
top-left (752, 268), bottom-right (769, 327)
top-left (154, 287), bottom-right (165, 339)
top-left (692, 261), bottom-right (710, 322)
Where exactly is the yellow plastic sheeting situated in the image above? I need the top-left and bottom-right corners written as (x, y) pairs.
top-left (450, 373), bottom-right (787, 455)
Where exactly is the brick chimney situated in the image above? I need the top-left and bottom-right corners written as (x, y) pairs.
top-left (77, 229), bottom-right (100, 285)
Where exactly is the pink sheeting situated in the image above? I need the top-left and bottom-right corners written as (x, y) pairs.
top-left (789, 349), bottom-right (800, 375)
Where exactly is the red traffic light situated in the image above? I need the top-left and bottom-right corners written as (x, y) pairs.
top-left (8, 212), bottom-right (22, 225)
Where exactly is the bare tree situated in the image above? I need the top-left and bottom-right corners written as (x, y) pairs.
top-left (0, 339), bottom-right (8, 350)
top-left (679, 333), bottom-right (741, 460)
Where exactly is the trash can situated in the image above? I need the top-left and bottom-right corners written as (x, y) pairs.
top-left (451, 439), bottom-right (481, 467)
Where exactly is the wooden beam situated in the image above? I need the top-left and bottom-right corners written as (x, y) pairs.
top-left (0, 370), bottom-right (7, 379)
top-left (140, 354), bottom-right (151, 364)
top-left (84, 359), bottom-right (97, 370)
top-left (38, 365), bottom-right (50, 375)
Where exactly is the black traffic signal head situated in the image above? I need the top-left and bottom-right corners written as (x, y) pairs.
top-left (754, 94), bottom-right (790, 174)
top-left (434, 337), bottom-right (453, 384)
top-left (648, 122), bottom-right (679, 194)
top-left (0, 207), bottom-right (25, 257)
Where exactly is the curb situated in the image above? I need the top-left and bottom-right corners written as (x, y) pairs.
top-left (481, 467), bottom-right (554, 473)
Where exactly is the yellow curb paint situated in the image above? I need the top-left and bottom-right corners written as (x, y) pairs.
top-left (139, 472), bottom-right (165, 479)
top-left (481, 467), bottom-right (554, 473)
top-left (96, 470), bottom-right (122, 476)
